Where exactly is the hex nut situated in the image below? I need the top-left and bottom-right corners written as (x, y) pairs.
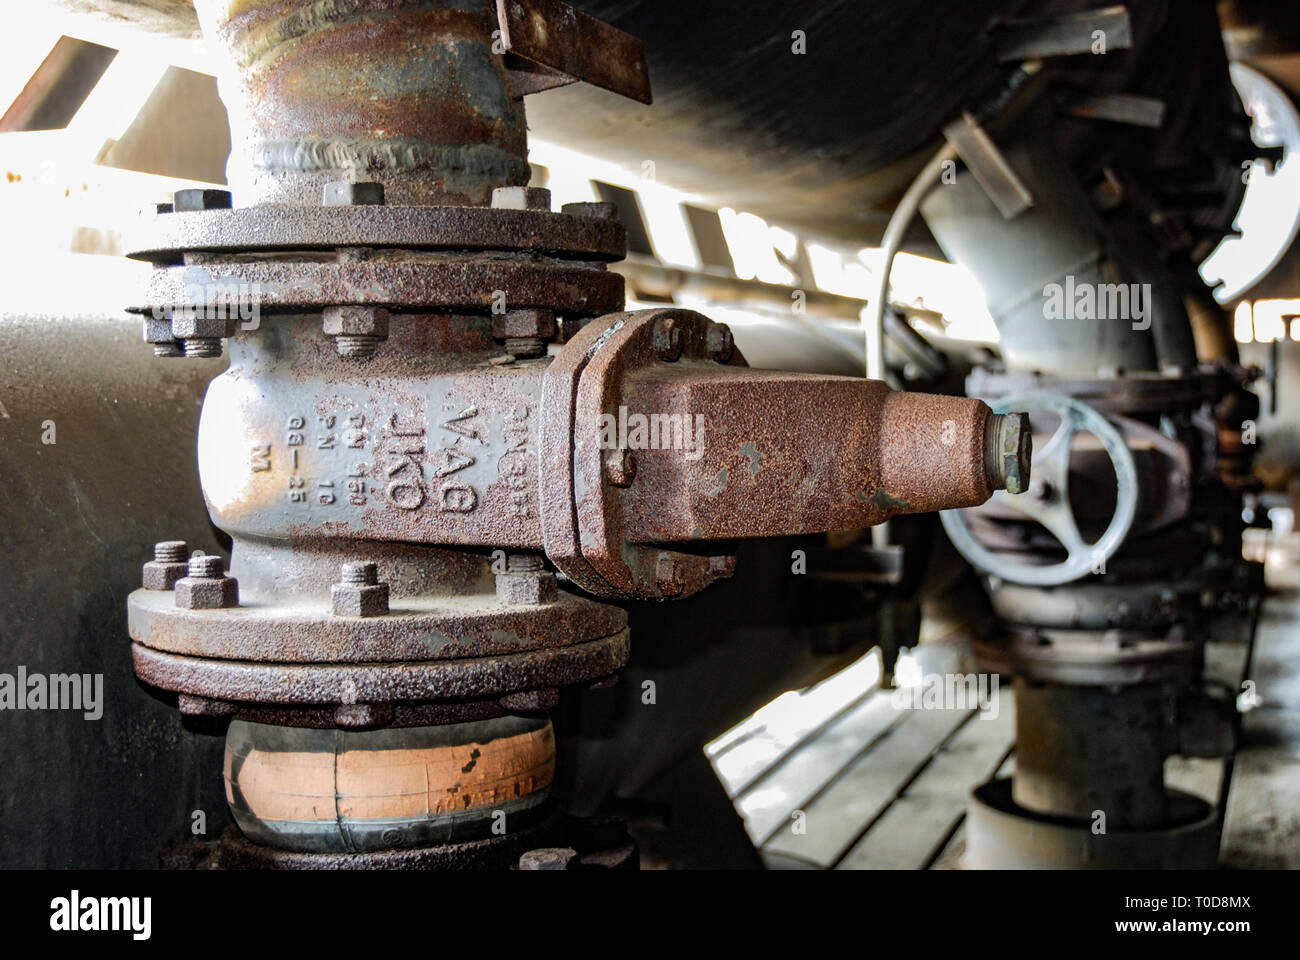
top-left (985, 411), bottom-right (1032, 495)
top-left (492, 309), bottom-right (556, 340)
top-left (143, 541), bottom-right (190, 590)
top-left (655, 554), bottom-right (684, 596)
top-left (322, 305), bottom-right (390, 337)
top-left (143, 315), bottom-right (176, 345)
top-left (496, 569), bottom-right (559, 605)
top-left (175, 575), bottom-right (239, 610)
top-left (170, 312), bottom-right (237, 340)
top-left (331, 582), bottom-right (390, 617)
top-left (652, 317), bottom-right (683, 361)
top-left (322, 181), bottom-right (385, 206)
top-left (603, 447), bottom-right (637, 487)
top-left (491, 186), bottom-right (551, 211)
top-left (173, 188), bottom-right (232, 212)
top-left (706, 321), bottom-right (735, 363)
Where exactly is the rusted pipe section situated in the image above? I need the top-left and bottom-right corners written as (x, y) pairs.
top-left (194, 0), bottom-right (530, 206)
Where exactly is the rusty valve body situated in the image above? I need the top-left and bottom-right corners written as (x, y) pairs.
top-left (122, 0), bottom-right (1027, 866)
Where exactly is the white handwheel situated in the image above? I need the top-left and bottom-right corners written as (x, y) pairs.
top-left (941, 393), bottom-right (1139, 586)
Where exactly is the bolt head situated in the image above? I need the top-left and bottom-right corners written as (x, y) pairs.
top-left (143, 315), bottom-right (176, 345)
top-left (322, 305), bottom-right (389, 337)
top-left (706, 322), bottom-right (735, 363)
top-left (492, 309), bottom-right (556, 340)
top-left (603, 447), bottom-right (637, 487)
top-left (322, 181), bottom-right (385, 206)
top-left (655, 554), bottom-right (684, 596)
top-left (173, 189), bottom-right (232, 212)
top-left (496, 570), bottom-right (558, 605)
top-left (175, 575), bottom-right (239, 610)
top-left (331, 582), bottom-right (390, 617)
top-left (171, 312), bottom-right (237, 340)
top-left (491, 186), bottom-right (551, 211)
top-left (652, 317), bottom-right (684, 361)
top-left (143, 559), bottom-right (189, 591)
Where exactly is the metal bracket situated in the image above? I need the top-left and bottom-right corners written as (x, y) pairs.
top-left (495, 0), bottom-right (653, 104)
top-left (993, 5), bottom-right (1133, 63)
top-left (942, 112), bottom-right (1035, 219)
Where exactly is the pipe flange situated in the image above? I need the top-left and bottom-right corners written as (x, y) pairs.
top-left (976, 623), bottom-right (1199, 686)
top-left (964, 778), bottom-right (1219, 869)
top-left (130, 628), bottom-right (628, 714)
top-left (124, 204), bottom-right (627, 264)
top-left (132, 256), bottom-right (625, 317)
top-left (128, 586), bottom-right (624, 663)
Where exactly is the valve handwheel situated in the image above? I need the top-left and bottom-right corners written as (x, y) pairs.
top-left (941, 393), bottom-right (1139, 587)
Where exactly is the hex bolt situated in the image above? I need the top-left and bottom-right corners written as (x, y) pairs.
top-left (331, 561), bottom-right (389, 617)
top-left (984, 411), bottom-right (1032, 495)
top-left (172, 188), bottom-right (232, 212)
top-left (655, 554), bottom-right (684, 597)
top-left (560, 201), bottom-right (619, 221)
top-left (142, 540), bottom-right (190, 590)
top-left (518, 847), bottom-right (578, 870)
top-left (144, 315), bottom-right (183, 357)
top-left (706, 321), bottom-right (735, 363)
top-left (493, 309), bottom-right (556, 359)
top-left (491, 186), bottom-right (551, 211)
top-left (603, 447), bottom-right (637, 487)
top-left (322, 180), bottom-right (385, 206)
top-left (652, 316), bottom-right (683, 361)
top-left (323, 306), bottom-right (389, 360)
top-left (495, 553), bottom-right (557, 605)
top-left (174, 554), bottom-right (239, 609)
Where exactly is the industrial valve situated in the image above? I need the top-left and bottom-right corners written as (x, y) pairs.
top-left (124, 0), bottom-right (1031, 868)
